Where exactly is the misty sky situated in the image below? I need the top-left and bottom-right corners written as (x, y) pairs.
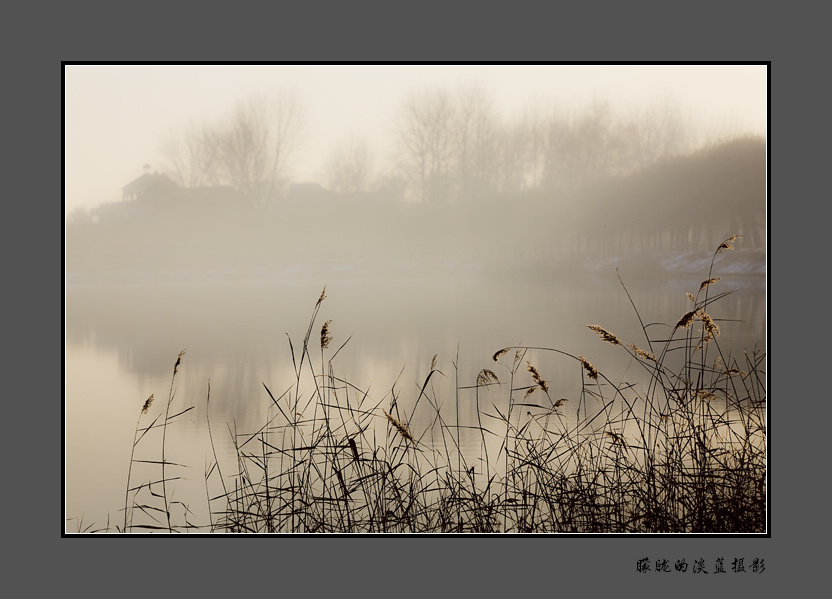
top-left (64, 64), bottom-right (767, 214)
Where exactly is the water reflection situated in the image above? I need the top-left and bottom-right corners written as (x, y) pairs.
top-left (65, 271), bottom-right (765, 529)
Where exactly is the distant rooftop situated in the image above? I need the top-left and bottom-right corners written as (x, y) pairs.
top-left (122, 172), bottom-right (178, 201)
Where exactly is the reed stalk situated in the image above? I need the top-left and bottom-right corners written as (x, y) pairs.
top-left (102, 237), bottom-right (764, 534)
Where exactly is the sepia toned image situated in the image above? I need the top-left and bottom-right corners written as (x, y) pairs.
top-left (64, 64), bottom-right (767, 534)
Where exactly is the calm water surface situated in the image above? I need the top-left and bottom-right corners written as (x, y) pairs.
top-left (64, 269), bottom-right (765, 531)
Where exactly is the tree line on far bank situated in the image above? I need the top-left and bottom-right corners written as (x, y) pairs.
top-left (66, 131), bottom-right (765, 275)
top-left (131, 84), bottom-right (752, 213)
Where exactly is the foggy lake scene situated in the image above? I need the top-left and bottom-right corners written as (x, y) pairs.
top-left (64, 64), bottom-right (767, 534)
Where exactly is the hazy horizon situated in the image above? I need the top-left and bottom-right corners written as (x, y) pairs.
top-left (64, 64), bottom-right (767, 215)
top-left (65, 64), bottom-right (768, 535)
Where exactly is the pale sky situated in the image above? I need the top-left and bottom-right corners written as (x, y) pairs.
top-left (64, 64), bottom-right (767, 214)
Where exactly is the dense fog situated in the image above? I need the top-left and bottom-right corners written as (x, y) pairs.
top-left (65, 69), bottom-right (768, 533)
top-left (65, 68), bottom-right (767, 399)
top-left (65, 141), bottom-right (766, 281)
top-left (66, 81), bottom-right (766, 282)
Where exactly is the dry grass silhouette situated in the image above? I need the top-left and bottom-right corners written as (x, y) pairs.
top-left (587, 324), bottom-right (621, 345)
top-left (78, 236), bottom-right (765, 534)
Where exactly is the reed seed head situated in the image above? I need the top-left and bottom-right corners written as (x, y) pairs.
top-left (320, 320), bottom-right (332, 349)
top-left (174, 349), bottom-right (186, 374)
top-left (554, 398), bottom-right (569, 408)
top-left (578, 356), bottom-right (599, 380)
top-left (383, 409), bottom-right (414, 443)
top-left (141, 394), bottom-right (155, 415)
top-left (675, 310), bottom-right (696, 329)
top-left (477, 369), bottom-right (500, 387)
top-left (492, 347), bottom-right (510, 362)
top-left (697, 309), bottom-right (720, 342)
top-left (717, 235), bottom-right (741, 254)
top-left (699, 277), bottom-right (720, 292)
top-left (587, 324), bottom-right (621, 345)
top-left (526, 362), bottom-right (549, 392)
top-left (725, 367), bottom-right (748, 377)
top-left (628, 343), bottom-right (657, 362)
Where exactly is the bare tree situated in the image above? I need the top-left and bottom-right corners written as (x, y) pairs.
top-left (325, 135), bottom-right (374, 195)
top-left (539, 101), bottom-right (628, 186)
top-left (491, 119), bottom-right (527, 194)
top-left (161, 91), bottom-right (304, 210)
top-left (504, 100), bottom-right (552, 192)
top-left (396, 88), bottom-right (456, 203)
top-left (452, 84), bottom-right (498, 199)
top-left (160, 120), bottom-right (221, 188)
top-left (213, 95), bottom-right (272, 209)
top-left (262, 89), bottom-right (305, 207)
top-left (621, 97), bottom-right (688, 171)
